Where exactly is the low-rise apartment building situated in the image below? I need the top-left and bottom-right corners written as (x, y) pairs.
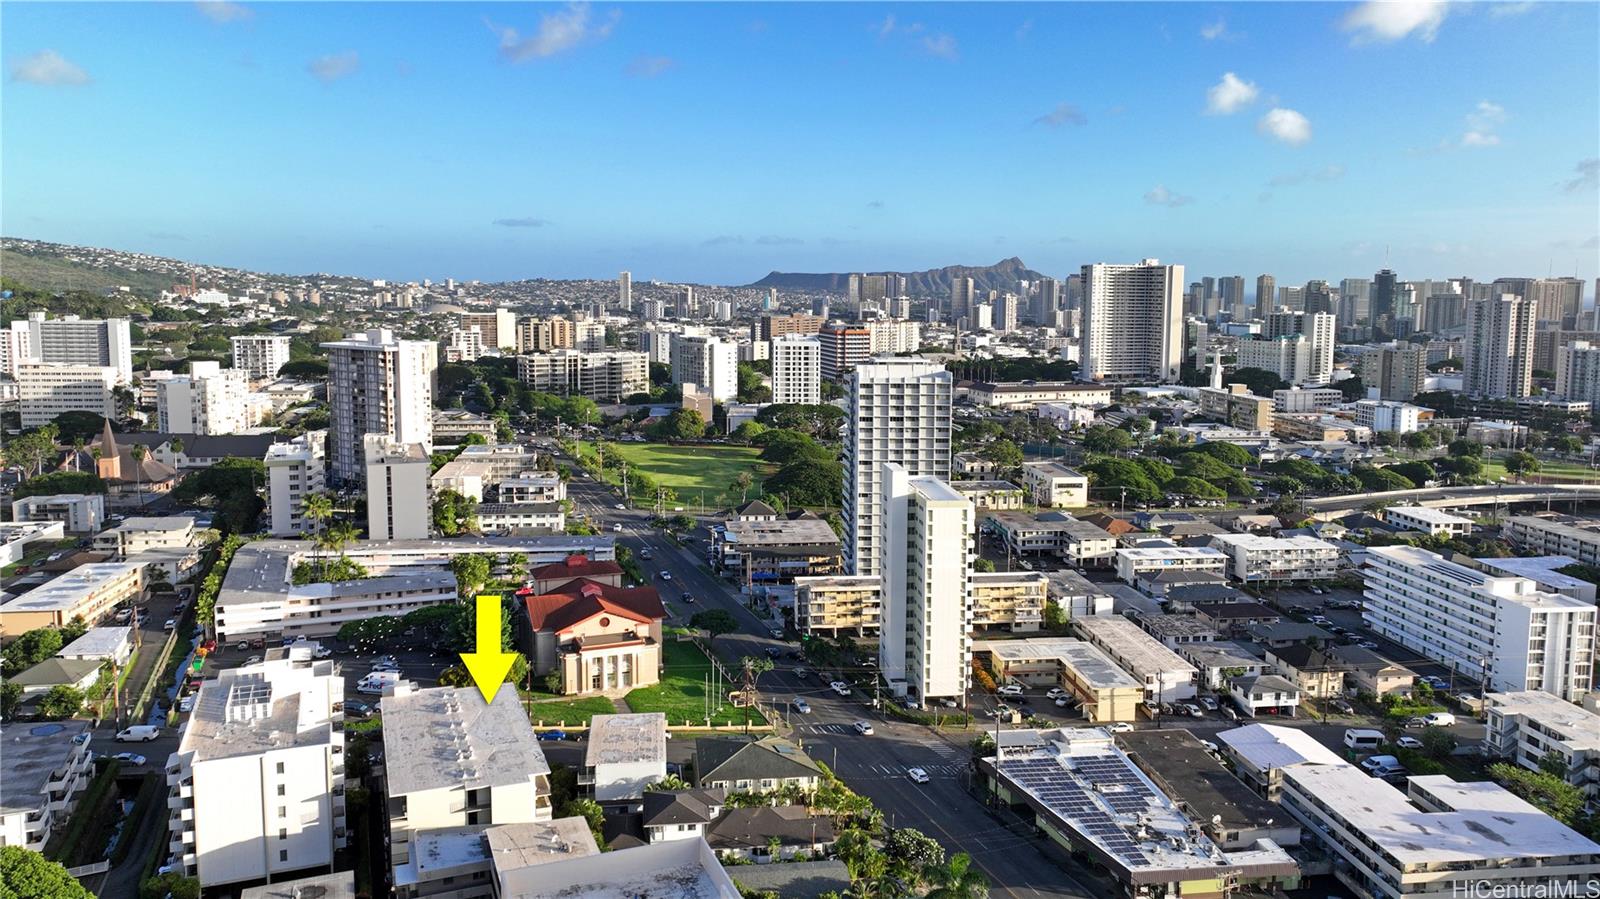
top-left (17, 362), bottom-right (118, 427)
top-left (1209, 533), bottom-right (1339, 583)
top-left (0, 560), bottom-right (145, 637)
top-left (711, 515), bottom-right (843, 585)
top-left (1483, 690), bottom-right (1600, 803)
top-left (1364, 545), bottom-right (1597, 701)
top-left (948, 480), bottom-right (1026, 510)
top-left (978, 637), bottom-right (1143, 722)
top-left (1197, 383), bottom-right (1274, 430)
top-left (1071, 615), bottom-right (1198, 703)
top-left (11, 493), bottom-right (106, 534)
top-left (581, 713), bottom-right (668, 805)
top-left (0, 722), bottom-right (93, 851)
top-left (792, 576), bottom-right (880, 637)
top-left (516, 350), bottom-right (649, 403)
top-left (1114, 546), bottom-right (1229, 588)
top-left (1384, 505), bottom-right (1473, 537)
top-left (966, 381), bottom-right (1113, 408)
top-left (1503, 514), bottom-right (1600, 565)
top-left (166, 651), bottom-right (346, 888)
top-left (985, 512), bottom-right (1117, 566)
top-left (1020, 461), bottom-right (1089, 508)
top-left (969, 571), bottom-right (1048, 633)
top-left (92, 516), bottom-right (195, 558)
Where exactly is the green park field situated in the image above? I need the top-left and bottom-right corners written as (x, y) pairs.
top-left (577, 441), bottom-right (776, 508)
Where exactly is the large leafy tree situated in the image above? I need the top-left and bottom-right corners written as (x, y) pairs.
top-left (689, 610), bottom-right (738, 645)
top-left (2, 628), bottom-right (66, 677)
top-left (1081, 425), bottom-right (1133, 455)
top-left (172, 456), bottom-right (267, 534)
top-left (922, 851), bottom-right (989, 899)
top-left (763, 458), bottom-right (843, 507)
top-left (1, 847), bottom-right (96, 899)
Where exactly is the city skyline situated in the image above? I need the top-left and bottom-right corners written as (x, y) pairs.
top-left (3, 1), bottom-right (1596, 287)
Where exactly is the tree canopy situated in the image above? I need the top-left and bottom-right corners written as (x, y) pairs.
top-left (1, 847), bottom-right (96, 899)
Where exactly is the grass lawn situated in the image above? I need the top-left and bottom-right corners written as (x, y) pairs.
top-left (576, 441), bottom-right (777, 509)
top-left (1479, 458), bottom-right (1597, 484)
top-left (1, 537), bottom-right (81, 576)
top-left (626, 640), bottom-right (767, 727)
top-left (522, 695), bottom-right (618, 727)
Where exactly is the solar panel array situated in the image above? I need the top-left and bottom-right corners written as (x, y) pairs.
top-left (1069, 755), bottom-right (1158, 815)
top-left (999, 756), bottom-right (1149, 865)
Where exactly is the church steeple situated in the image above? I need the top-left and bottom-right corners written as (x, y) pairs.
top-left (96, 418), bottom-right (121, 480)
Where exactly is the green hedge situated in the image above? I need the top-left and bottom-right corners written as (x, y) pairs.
top-left (47, 759), bottom-right (120, 864)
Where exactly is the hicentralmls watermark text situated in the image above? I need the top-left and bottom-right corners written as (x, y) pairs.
top-left (1452, 880), bottom-right (1600, 899)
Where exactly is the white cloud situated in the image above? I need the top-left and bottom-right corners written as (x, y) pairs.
top-left (1564, 158), bottom-right (1599, 194)
top-left (1488, 1), bottom-right (1537, 17)
top-left (493, 3), bottom-right (620, 63)
top-left (1144, 185), bottom-right (1195, 207)
top-left (1257, 108), bottom-right (1312, 145)
top-left (626, 55), bottom-right (675, 78)
top-left (1200, 19), bottom-right (1231, 40)
top-left (1032, 103), bottom-right (1086, 128)
top-left (921, 34), bottom-right (958, 60)
top-left (1340, 0), bottom-right (1449, 44)
top-left (875, 14), bottom-right (896, 38)
top-left (9, 49), bottom-right (91, 86)
top-left (1205, 72), bottom-right (1259, 115)
top-left (196, 1), bottom-right (252, 24)
top-left (1461, 100), bottom-right (1505, 147)
top-left (306, 51), bottom-right (359, 83)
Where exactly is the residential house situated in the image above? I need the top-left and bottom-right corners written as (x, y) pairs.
top-left (1228, 674), bottom-right (1301, 718)
top-left (1265, 644), bottom-right (1349, 699)
top-left (694, 737), bottom-right (822, 795)
top-left (1326, 644), bottom-right (1415, 698)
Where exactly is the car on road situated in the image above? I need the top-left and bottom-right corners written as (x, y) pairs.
top-left (163, 618), bottom-right (177, 631)
top-left (615, 504), bottom-right (626, 510)
top-left (792, 698), bottom-right (811, 713)
top-left (1107, 722), bottom-right (1134, 733)
top-left (852, 721), bottom-right (874, 736)
top-left (245, 655), bottom-right (262, 665)
top-left (658, 571), bottom-right (672, 581)
top-left (763, 648), bottom-right (781, 659)
top-left (1422, 712), bottom-right (1456, 727)
top-left (612, 524), bottom-right (623, 532)
top-left (342, 700), bottom-right (375, 718)
top-left (991, 704), bottom-right (1012, 718)
top-left (906, 767), bottom-right (930, 784)
top-left (178, 696), bottom-right (196, 713)
top-left (793, 667), bottom-right (809, 679)
top-left (538, 730), bottom-right (569, 741)
top-left (1358, 639), bottom-right (1380, 650)
top-left (769, 628), bottom-right (784, 639)
top-left (112, 752), bottom-right (147, 766)
top-left (115, 726), bottom-right (160, 742)
top-left (998, 684), bottom-right (1024, 696)
top-left (1198, 740), bottom-right (1219, 753)
top-left (639, 549), bottom-right (653, 560)
top-left (830, 681), bottom-right (851, 696)
top-left (1396, 736), bottom-right (1424, 749)
top-left (1045, 687), bottom-right (1066, 699)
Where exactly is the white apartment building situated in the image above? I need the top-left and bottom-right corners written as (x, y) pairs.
top-left (572, 319), bottom-right (606, 353)
top-left (1019, 461), bottom-right (1089, 508)
top-left (1384, 505), bottom-right (1472, 537)
top-left (1071, 614), bottom-right (1198, 703)
top-left (0, 722), bottom-right (94, 851)
top-left (1464, 294), bottom-right (1536, 398)
top-left (1079, 259), bottom-right (1184, 383)
top-left (1554, 339), bottom-right (1600, 405)
top-left (1210, 533), bottom-right (1339, 583)
top-left (879, 465), bottom-right (972, 704)
top-left (16, 362), bottom-right (117, 427)
top-left (459, 308), bottom-right (518, 350)
top-left (266, 431), bottom-right (327, 537)
top-left (445, 325), bottom-right (486, 362)
top-left (842, 358), bottom-right (952, 579)
top-left (1113, 546), bottom-right (1228, 586)
top-left (11, 492), bottom-right (105, 534)
top-left (166, 652), bottom-right (347, 888)
top-left (1484, 690), bottom-right (1600, 802)
top-left (1352, 399), bottom-right (1424, 435)
top-left (364, 435), bottom-right (430, 541)
top-left (769, 335), bottom-right (821, 405)
top-left (866, 318), bottom-right (921, 355)
top-left (1364, 545), bottom-right (1597, 700)
top-left (382, 684), bottom-right (552, 894)
top-left (92, 516), bottom-right (194, 557)
top-left (1266, 310), bottom-right (1335, 384)
top-left (1504, 515), bottom-right (1600, 565)
top-left (1279, 764), bottom-right (1600, 899)
top-left (1272, 387), bottom-right (1344, 413)
top-left (157, 361), bottom-right (252, 435)
top-left (671, 334), bottom-right (737, 403)
top-left (230, 335), bottom-right (292, 381)
top-left (517, 349), bottom-right (649, 403)
top-left (323, 328), bottom-right (436, 486)
top-left (581, 713), bottom-right (667, 804)
top-left (4, 312), bottom-right (133, 384)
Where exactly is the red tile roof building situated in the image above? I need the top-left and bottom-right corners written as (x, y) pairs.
top-left (519, 577), bottom-right (665, 696)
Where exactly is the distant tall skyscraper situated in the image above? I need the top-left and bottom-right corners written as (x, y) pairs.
top-left (1278, 286), bottom-right (1304, 311)
top-left (1064, 274), bottom-right (1083, 311)
top-left (949, 277), bottom-right (975, 322)
top-left (1340, 277), bottom-right (1371, 325)
top-left (323, 328), bottom-right (437, 486)
top-left (1526, 277), bottom-right (1585, 327)
top-left (1361, 343), bottom-right (1428, 401)
top-left (885, 273), bottom-right (908, 298)
top-left (1219, 276), bottom-right (1245, 319)
top-left (1036, 277), bottom-right (1062, 325)
top-left (770, 335), bottom-right (822, 405)
top-left (618, 271), bottom-right (632, 311)
top-left (1187, 282), bottom-right (1205, 317)
top-left (1303, 281), bottom-right (1335, 316)
top-left (1080, 259), bottom-right (1184, 383)
top-left (1464, 294), bottom-right (1536, 399)
top-left (848, 274), bottom-right (888, 318)
top-left (843, 359), bottom-right (952, 580)
top-left (1371, 269), bottom-right (1399, 341)
top-left (1254, 275), bottom-right (1275, 320)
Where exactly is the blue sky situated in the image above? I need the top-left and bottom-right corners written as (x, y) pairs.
top-left (4, 1), bottom-right (1597, 287)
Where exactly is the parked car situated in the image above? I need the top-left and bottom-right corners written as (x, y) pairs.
top-left (1054, 696), bottom-right (1075, 708)
top-left (998, 684), bottom-right (1024, 697)
top-left (852, 721), bottom-right (874, 736)
top-left (112, 752), bottom-right (147, 766)
top-left (1199, 740), bottom-right (1219, 753)
top-left (1198, 697), bottom-right (1218, 711)
top-left (162, 618), bottom-right (177, 631)
top-left (1107, 722), bottom-right (1134, 733)
top-left (245, 655), bottom-right (262, 665)
top-left (1396, 736), bottom-right (1424, 749)
top-left (906, 767), bottom-right (930, 784)
top-left (343, 700), bottom-right (375, 718)
top-left (1423, 712), bottom-right (1456, 727)
top-left (1358, 640), bottom-right (1380, 650)
top-left (538, 730), bottom-right (569, 741)
top-left (178, 696), bottom-right (196, 713)
top-left (1330, 699), bottom-right (1355, 715)
top-left (1045, 687), bottom-right (1066, 699)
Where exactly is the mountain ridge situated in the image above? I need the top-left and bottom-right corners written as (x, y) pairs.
top-left (747, 257), bottom-right (1052, 296)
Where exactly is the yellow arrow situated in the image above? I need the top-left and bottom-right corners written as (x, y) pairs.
top-left (459, 594), bottom-right (515, 704)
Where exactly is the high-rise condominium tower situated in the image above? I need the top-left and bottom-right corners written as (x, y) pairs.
top-left (770, 335), bottom-right (822, 405)
top-left (842, 359), bottom-right (952, 580)
top-left (1079, 259), bottom-right (1184, 383)
top-left (1254, 274), bottom-right (1275, 320)
top-left (618, 271), bottom-right (632, 311)
top-left (1464, 295), bottom-right (1536, 399)
top-left (879, 464), bottom-right (972, 704)
top-left (1371, 269), bottom-right (1399, 341)
top-left (323, 329), bottom-right (437, 485)
top-left (949, 277), bottom-right (975, 323)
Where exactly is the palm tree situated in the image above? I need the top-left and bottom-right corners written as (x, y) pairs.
top-left (128, 443), bottom-right (147, 506)
top-left (71, 437), bottom-right (85, 473)
top-left (732, 471), bottom-right (754, 504)
top-left (922, 852), bottom-right (988, 899)
top-left (327, 521), bottom-right (359, 560)
top-left (303, 492), bottom-right (333, 551)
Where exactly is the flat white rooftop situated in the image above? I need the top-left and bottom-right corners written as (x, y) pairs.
top-left (1286, 765), bottom-right (1600, 865)
top-left (1072, 615), bottom-right (1199, 679)
top-left (1486, 690), bottom-right (1600, 752)
top-left (1116, 547), bottom-right (1228, 561)
top-left (1216, 723), bottom-right (1344, 772)
top-left (976, 637), bottom-right (1140, 690)
top-left (0, 561), bottom-right (143, 614)
top-left (585, 712), bottom-right (668, 768)
top-left (382, 684), bottom-right (550, 797)
top-left (1211, 534), bottom-right (1337, 552)
top-left (1386, 505), bottom-right (1473, 525)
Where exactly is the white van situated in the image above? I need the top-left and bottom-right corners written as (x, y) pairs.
top-left (1344, 728), bottom-right (1385, 751)
top-left (357, 671), bottom-right (401, 695)
top-left (1360, 754), bottom-right (1402, 775)
top-left (1423, 712), bottom-right (1456, 727)
top-left (115, 725), bottom-right (160, 743)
